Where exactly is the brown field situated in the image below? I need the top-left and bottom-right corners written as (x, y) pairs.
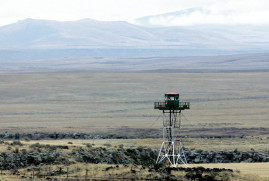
top-left (1, 162), bottom-right (268, 181)
top-left (0, 72), bottom-right (268, 136)
top-left (0, 72), bottom-right (269, 180)
top-left (190, 162), bottom-right (269, 180)
top-left (15, 136), bottom-right (269, 152)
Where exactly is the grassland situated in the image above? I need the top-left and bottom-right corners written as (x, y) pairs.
top-left (0, 72), bottom-right (268, 180)
top-left (15, 136), bottom-right (269, 152)
top-left (0, 140), bottom-right (268, 180)
top-left (2, 162), bottom-right (267, 181)
top-left (190, 162), bottom-right (269, 180)
top-left (0, 72), bottom-right (268, 136)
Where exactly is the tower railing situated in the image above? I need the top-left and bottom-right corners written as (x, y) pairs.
top-left (154, 102), bottom-right (190, 110)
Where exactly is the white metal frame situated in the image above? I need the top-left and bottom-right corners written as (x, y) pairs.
top-left (156, 111), bottom-right (188, 167)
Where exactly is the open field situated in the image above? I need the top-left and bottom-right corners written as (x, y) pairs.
top-left (14, 136), bottom-right (269, 152)
top-left (0, 72), bottom-right (268, 137)
top-left (1, 162), bottom-right (267, 181)
top-left (190, 162), bottom-right (269, 180)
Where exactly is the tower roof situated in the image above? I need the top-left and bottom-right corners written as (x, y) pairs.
top-left (165, 92), bottom-right (179, 95)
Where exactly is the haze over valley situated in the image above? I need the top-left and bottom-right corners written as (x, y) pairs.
top-left (0, 11), bottom-right (269, 72)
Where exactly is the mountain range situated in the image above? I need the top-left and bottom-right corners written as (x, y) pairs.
top-left (0, 11), bottom-right (269, 72)
top-left (1, 17), bottom-right (269, 51)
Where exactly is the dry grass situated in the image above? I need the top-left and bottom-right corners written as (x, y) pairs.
top-left (16, 135), bottom-right (269, 152)
top-left (190, 162), bottom-right (269, 180)
top-left (0, 161), bottom-right (267, 181)
top-left (0, 72), bottom-right (268, 135)
top-left (0, 163), bottom-right (185, 181)
top-left (0, 72), bottom-right (269, 180)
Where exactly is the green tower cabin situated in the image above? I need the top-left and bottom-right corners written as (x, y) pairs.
top-left (154, 92), bottom-right (189, 110)
top-left (154, 92), bottom-right (190, 167)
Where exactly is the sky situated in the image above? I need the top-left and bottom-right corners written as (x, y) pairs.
top-left (0, 0), bottom-right (269, 26)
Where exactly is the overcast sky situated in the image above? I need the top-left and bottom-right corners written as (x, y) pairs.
top-left (0, 0), bottom-right (269, 26)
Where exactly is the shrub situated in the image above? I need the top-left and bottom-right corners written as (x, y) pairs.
top-left (15, 133), bottom-right (20, 139)
top-left (11, 141), bottom-right (23, 146)
top-left (21, 149), bottom-right (27, 154)
top-left (147, 161), bottom-right (165, 171)
top-left (103, 143), bottom-right (112, 147)
top-left (30, 143), bottom-right (42, 148)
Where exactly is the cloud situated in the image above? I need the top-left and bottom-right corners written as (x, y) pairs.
top-left (133, 0), bottom-right (269, 26)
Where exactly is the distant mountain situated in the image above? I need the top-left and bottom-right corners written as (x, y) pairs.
top-left (0, 18), bottom-right (269, 53)
top-left (0, 18), bottom-right (163, 49)
top-left (0, 18), bottom-right (238, 51)
top-left (0, 17), bottom-right (269, 72)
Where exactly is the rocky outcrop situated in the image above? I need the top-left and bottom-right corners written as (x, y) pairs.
top-left (0, 146), bottom-right (268, 170)
top-left (185, 148), bottom-right (269, 163)
top-left (72, 147), bottom-right (269, 165)
top-left (71, 146), bottom-right (158, 165)
top-left (0, 150), bottom-right (71, 170)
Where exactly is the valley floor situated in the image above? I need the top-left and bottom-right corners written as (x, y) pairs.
top-left (0, 72), bottom-right (268, 180)
top-left (190, 162), bottom-right (269, 180)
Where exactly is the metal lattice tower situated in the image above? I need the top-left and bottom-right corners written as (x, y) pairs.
top-left (154, 92), bottom-right (190, 167)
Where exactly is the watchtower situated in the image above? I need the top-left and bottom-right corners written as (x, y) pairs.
top-left (154, 92), bottom-right (190, 167)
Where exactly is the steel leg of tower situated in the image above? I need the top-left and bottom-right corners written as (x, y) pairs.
top-left (156, 141), bottom-right (188, 167)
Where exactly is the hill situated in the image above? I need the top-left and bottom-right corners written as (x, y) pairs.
top-left (0, 18), bottom-right (269, 53)
top-left (0, 18), bottom-right (269, 72)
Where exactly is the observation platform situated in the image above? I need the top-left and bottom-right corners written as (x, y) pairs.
top-left (154, 101), bottom-right (190, 110)
top-left (154, 92), bottom-right (190, 110)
